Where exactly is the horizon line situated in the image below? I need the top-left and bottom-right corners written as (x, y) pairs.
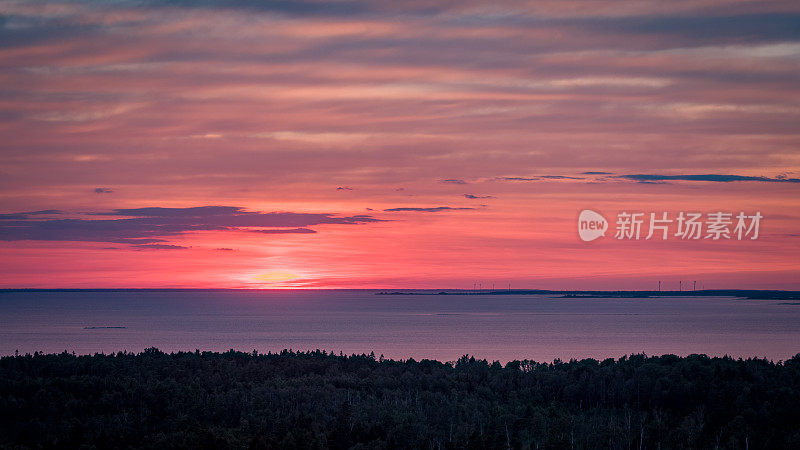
top-left (1, 288), bottom-right (798, 293)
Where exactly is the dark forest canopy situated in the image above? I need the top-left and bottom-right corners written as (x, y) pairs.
top-left (1, 350), bottom-right (799, 449)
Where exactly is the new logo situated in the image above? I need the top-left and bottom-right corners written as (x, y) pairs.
top-left (578, 209), bottom-right (608, 242)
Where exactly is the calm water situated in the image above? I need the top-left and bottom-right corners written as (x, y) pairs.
top-left (1, 290), bottom-right (798, 363)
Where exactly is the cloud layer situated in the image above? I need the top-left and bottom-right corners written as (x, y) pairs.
top-left (384, 207), bottom-right (475, 212)
top-left (0, 207), bottom-right (379, 245)
top-left (0, 0), bottom-right (799, 287)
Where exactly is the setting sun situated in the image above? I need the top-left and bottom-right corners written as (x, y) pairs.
top-left (253, 271), bottom-right (301, 284)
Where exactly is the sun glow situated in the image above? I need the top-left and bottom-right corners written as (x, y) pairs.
top-left (254, 271), bottom-right (300, 283)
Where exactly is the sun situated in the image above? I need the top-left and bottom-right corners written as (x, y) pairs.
top-left (254, 271), bottom-right (300, 283)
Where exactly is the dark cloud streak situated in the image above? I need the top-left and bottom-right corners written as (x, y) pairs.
top-left (133, 244), bottom-right (189, 250)
top-left (384, 206), bottom-right (474, 212)
top-left (577, 13), bottom-right (800, 44)
top-left (617, 174), bottom-right (800, 183)
top-left (246, 228), bottom-right (316, 234)
top-left (464, 194), bottom-right (494, 199)
top-left (0, 206), bottom-right (379, 245)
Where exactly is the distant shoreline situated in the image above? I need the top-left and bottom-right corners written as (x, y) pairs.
top-left (2, 288), bottom-right (799, 300)
top-left (376, 289), bottom-right (800, 300)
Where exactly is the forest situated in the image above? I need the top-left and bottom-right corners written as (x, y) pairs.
top-left (1, 349), bottom-right (799, 449)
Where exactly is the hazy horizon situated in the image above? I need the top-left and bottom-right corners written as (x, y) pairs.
top-left (1, 287), bottom-right (799, 292)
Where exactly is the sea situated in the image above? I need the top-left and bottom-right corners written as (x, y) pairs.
top-left (1, 289), bottom-right (798, 363)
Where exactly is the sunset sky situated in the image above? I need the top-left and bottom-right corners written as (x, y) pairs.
top-left (1, 0), bottom-right (799, 289)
